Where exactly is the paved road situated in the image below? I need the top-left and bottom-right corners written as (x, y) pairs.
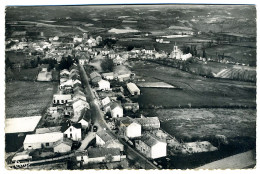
top-left (78, 64), bottom-right (158, 169)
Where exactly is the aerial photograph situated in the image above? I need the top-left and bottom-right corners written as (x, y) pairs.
top-left (4, 4), bottom-right (256, 170)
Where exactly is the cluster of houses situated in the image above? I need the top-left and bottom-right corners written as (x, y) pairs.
top-left (16, 64), bottom-right (92, 162)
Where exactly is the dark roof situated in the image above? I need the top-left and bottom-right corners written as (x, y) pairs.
top-left (87, 147), bottom-right (121, 158)
top-left (110, 102), bottom-right (123, 110)
top-left (54, 138), bottom-right (73, 147)
top-left (135, 117), bottom-right (160, 129)
top-left (90, 71), bottom-right (101, 80)
top-left (120, 116), bottom-right (137, 127)
top-left (96, 130), bottom-right (114, 143)
top-left (61, 122), bottom-right (82, 132)
top-left (139, 133), bottom-right (166, 147)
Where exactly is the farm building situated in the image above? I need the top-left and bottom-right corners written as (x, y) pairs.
top-left (5, 116), bottom-right (42, 152)
top-left (96, 130), bottom-right (124, 151)
top-left (61, 122), bottom-right (82, 141)
top-left (118, 116), bottom-right (142, 139)
top-left (37, 68), bottom-right (52, 81)
top-left (90, 72), bottom-right (102, 83)
top-left (76, 148), bottom-right (123, 165)
top-left (98, 79), bottom-right (110, 91)
top-left (135, 117), bottom-right (160, 130)
top-left (23, 132), bottom-right (64, 150)
top-left (135, 133), bottom-right (167, 159)
top-left (110, 102), bottom-right (123, 118)
top-left (35, 126), bottom-right (62, 134)
top-left (127, 82), bottom-right (140, 95)
top-left (53, 138), bottom-right (73, 154)
top-left (53, 94), bottom-right (72, 105)
top-left (102, 72), bottom-right (114, 80)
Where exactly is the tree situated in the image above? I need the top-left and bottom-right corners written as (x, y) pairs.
top-left (59, 56), bottom-right (74, 70)
top-left (202, 49), bottom-right (207, 59)
top-left (5, 57), bottom-right (13, 70)
top-left (101, 58), bottom-right (114, 72)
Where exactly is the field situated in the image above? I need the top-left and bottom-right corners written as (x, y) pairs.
top-left (130, 61), bottom-right (256, 108)
top-left (5, 81), bottom-right (58, 118)
top-left (6, 67), bottom-right (40, 81)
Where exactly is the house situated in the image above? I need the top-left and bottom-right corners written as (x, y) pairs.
top-left (53, 94), bottom-right (72, 105)
top-left (131, 47), bottom-right (142, 54)
top-left (98, 79), bottom-right (110, 91)
top-left (123, 103), bottom-right (139, 112)
top-left (96, 130), bottom-right (124, 151)
top-left (72, 99), bottom-right (90, 122)
top-left (118, 116), bottom-right (141, 138)
top-left (102, 72), bottom-right (114, 80)
top-left (78, 118), bottom-right (90, 130)
top-left (135, 117), bottom-right (160, 130)
top-left (23, 132), bottom-right (64, 150)
top-left (73, 93), bottom-right (86, 102)
top-left (60, 69), bottom-right (70, 77)
top-left (135, 133), bottom-right (167, 159)
top-left (79, 57), bottom-right (89, 65)
top-left (53, 138), bottom-right (73, 154)
top-left (127, 82), bottom-right (140, 95)
top-left (37, 69), bottom-right (52, 81)
top-left (110, 102), bottom-right (123, 118)
top-left (73, 36), bottom-right (83, 43)
top-left (76, 148), bottom-right (123, 165)
top-left (61, 122), bottom-right (82, 141)
top-left (101, 97), bottom-right (111, 107)
top-left (90, 72), bottom-right (102, 84)
top-left (142, 46), bottom-right (155, 55)
top-left (48, 107), bottom-right (58, 114)
top-left (60, 79), bottom-right (73, 89)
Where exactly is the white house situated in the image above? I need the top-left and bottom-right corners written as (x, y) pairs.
top-left (102, 72), bottom-right (114, 80)
top-left (53, 138), bottom-right (73, 153)
top-left (78, 118), bottom-right (89, 129)
top-left (98, 80), bottom-right (110, 91)
top-left (135, 133), bottom-right (167, 159)
top-left (127, 82), bottom-right (140, 95)
top-left (61, 123), bottom-right (82, 141)
top-left (76, 148), bottom-right (122, 165)
top-left (101, 97), bottom-right (111, 107)
top-left (53, 94), bottom-right (72, 105)
top-left (110, 102), bottom-right (123, 118)
top-left (119, 117), bottom-right (141, 138)
top-left (23, 132), bottom-right (63, 150)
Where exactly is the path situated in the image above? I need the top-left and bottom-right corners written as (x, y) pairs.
top-left (78, 132), bottom-right (96, 151)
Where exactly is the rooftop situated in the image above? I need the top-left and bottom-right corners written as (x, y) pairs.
top-left (24, 132), bottom-right (63, 144)
top-left (139, 133), bottom-right (166, 147)
top-left (5, 116), bottom-right (42, 134)
top-left (96, 130), bottom-right (114, 143)
top-left (88, 147), bottom-right (121, 158)
top-left (35, 126), bottom-right (62, 134)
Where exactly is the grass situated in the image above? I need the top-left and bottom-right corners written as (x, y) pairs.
top-left (6, 67), bottom-right (40, 81)
top-left (130, 61), bottom-right (256, 108)
top-left (5, 81), bottom-right (58, 118)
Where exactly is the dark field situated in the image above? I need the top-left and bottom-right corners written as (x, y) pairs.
top-left (130, 61), bottom-right (256, 108)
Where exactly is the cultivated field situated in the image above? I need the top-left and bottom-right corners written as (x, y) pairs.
top-left (5, 81), bottom-right (58, 118)
top-left (130, 61), bottom-right (256, 108)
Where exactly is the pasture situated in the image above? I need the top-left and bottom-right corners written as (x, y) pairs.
top-left (5, 81), bottom-right (58, 118)
top-left (130, 61), bottom-right (256, 108)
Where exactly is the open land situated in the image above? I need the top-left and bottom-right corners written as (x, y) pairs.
top-left (130, 61), bottom-right (256, 108)
top-left (5, 81), bottom-right (58, 118)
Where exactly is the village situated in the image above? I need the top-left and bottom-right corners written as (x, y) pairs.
top-left (5, 30), bottom-right (226, 169)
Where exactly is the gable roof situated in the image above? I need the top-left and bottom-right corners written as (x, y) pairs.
top-left (87, 147), bottom-right (121, 158)
top-left (119, 116), bottom-right (138, 127)
top-left (53, 138), bottom-right (73, 147)
top-left (139, 133), bottom-right (166, 147)
top-left (35, 126), bottom-right (62, 134)
top-left (135, 117), bottom-right (160, 129)
top-left (61, 122), bottom-right (82, 132)
top-left (96, 130), bottom-right (114, 143)
top-left (24, 132), bottom-right (63, 144)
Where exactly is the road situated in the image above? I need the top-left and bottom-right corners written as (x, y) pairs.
top-left (78, 64), bottom-right (158, 169)
top-left (78, 132), bottom-right (96, 151)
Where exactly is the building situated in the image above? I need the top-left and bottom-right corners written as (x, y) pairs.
top-left (110, 102), bottom-right (123, 118)
top-left (123, 103), bottom-right (139, 112)
top-left (37, 69), bottom-right (52, 82)
top-left (48, 107), bottom-right (58, 114)
top-left (61, 122), bottom-right (82, 141)
top-left (76, 148), bottom-right (123, 165)
top-left (119, 117), bottom-right (141, 138)
top-left (169, 44), bottom-right (192, 61)
top-left (35, 126), bottom-right (62, 134)
top-left (23, 132), bottom-right (64, 150)
top-left (135, 133), bottom-right (167, 159)
top-left (102, 72), bottom-right (114, 80)
top-left (127, 82), bottom-right (140, 95)
top-left (98, 79), bottom-right (110, 91)
top-left (90, 72), bottom-right (102, 84)
top-left (135, 117), bottom-right (160, 130)
top-left (53, 138), bottom-right (73, 153)
top-left (96, 130), bottom-right (124, 151)
top-left (78, 118), bottom-right (89, 130)
top-left (60, 69), bottom-right (70, 77)
top-left (101, 97), bottom-right (111, 107)
top-left (53, 94), bottom-right (72, 105)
